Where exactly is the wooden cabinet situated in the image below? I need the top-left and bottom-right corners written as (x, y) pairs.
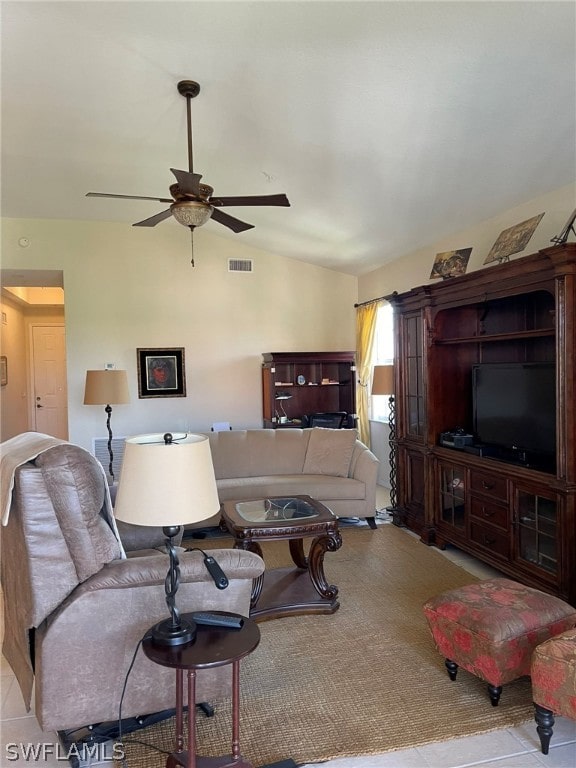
top-left (261, 352), bottom-right (357, 429)
top-left (387, 243), bottom-right (576, 604)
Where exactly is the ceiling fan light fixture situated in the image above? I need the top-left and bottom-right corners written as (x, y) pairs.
top-left (171, 200), bottom-right (213, 228)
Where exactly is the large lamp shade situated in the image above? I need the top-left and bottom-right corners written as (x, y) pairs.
top-left (371, 365), bottom-right (394, 396)
top-left (113, 432), bottom-right (220, 528)
top-left (83, 370), bottom-right (130, 405)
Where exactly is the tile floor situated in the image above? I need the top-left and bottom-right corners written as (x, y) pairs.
top-left (1, 486), bottom-right (575, 767)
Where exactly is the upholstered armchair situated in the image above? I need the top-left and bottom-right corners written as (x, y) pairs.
top-left (531, 628), bottom-right (576, 754)
top-left (0, 438), bottom-right (264, 734)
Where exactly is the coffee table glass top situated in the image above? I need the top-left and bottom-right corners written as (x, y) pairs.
top-left (235, 497), bottom-right (319, 523)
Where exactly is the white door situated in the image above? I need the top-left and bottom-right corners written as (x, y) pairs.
top-left (32, 325), bottom-right (68, 439)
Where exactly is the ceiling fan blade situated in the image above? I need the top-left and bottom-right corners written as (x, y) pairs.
top-left (170, 169), bottom-right (202, 196)
top-left (133, 209), bottom-right (174, 227)
top-left (210, 193), bottom-right (290, 208)
top-left (86, 192), bottom-right (173, 203)
top-left (210, 208), bottom-right (255, 233)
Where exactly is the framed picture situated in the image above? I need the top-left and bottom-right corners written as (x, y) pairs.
top-left (137, 348), bottom-right (186, 398)
top-left (0, 356), bottom-right (6, 386)
top-left (430, 248), bottom-right (472, 280)
top-left (484, 212), bottom-right (545, 264)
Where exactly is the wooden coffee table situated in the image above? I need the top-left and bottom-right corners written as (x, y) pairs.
top-left (221, 495), bottom-right (342, 620)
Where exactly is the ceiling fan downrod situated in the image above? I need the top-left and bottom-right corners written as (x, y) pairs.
top-left (177, 80), bottom-right (200, 175)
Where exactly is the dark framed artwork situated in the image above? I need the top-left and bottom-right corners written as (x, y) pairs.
top-left (137, 348), bottom-right (186, 398)
top-left (1, 356), bottom-right (7, 386)
top-left (484, 212), bottom-right (545, 264)
top-left (430, 248), bottom-right (472, 280)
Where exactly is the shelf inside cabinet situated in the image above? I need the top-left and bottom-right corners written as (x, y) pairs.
top-left (434, 329), bottom-right (555, 345)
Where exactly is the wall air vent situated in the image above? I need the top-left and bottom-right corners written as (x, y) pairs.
top-left (228, 258), bottom-right (253, 273)
top-left (92, 436), bottom-right (126, 483)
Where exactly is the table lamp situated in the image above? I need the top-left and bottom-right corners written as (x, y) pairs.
top-left (275, 391), bottom-right (293, 424)
top-left (113, 432), bottom-right (221, 647)
top-left (371, 365), bottom-right (397, 512)
top-left (83, 370), bottom-right (130, 482)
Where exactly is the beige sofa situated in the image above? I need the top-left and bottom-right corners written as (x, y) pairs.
top-left (193, 427), bottom-right (379, 529)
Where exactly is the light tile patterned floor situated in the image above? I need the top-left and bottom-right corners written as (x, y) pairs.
top-left (1, 485), bottom-right (575, 767)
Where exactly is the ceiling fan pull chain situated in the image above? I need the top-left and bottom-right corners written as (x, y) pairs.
top-left (189, 227), bottom-right (195, 267)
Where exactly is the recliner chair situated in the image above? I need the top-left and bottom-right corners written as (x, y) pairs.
top-left (0, 440), bottom-right (264, 735)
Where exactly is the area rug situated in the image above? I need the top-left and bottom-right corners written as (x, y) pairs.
top-left (120, 525), bottom-right (533, 767)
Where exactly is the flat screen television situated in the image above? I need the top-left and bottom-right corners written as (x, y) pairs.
top-left (472, 362), bottom-right (556, 469)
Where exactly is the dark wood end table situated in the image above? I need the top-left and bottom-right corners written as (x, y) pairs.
top-left (142, 612), bottom-right (260, 768)
top-left (221, 495), bottom-right (342, 620)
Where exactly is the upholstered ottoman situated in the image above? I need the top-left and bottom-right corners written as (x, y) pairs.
top-left (532, 627), bottom-right (576, 754)
top-left (423, 578), bottom-right (576, 706)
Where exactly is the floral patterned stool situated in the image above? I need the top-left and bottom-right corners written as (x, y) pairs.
top-left (423, 578), bottom-right (576, 706)
top-left (531, 627), bottom-right (576, 754)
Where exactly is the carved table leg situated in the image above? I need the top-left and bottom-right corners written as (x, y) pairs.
top-left (308, 531), bottom-right (342, 599)
top-left (234, 539), bottom-right (264, 609)
top-left (289, 537), bottom-right (308, 569)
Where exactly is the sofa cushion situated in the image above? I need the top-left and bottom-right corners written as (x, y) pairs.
top-left (35, 445), bottom-right (122, 582)
top-left (217, 474), bottom-right (365, 502)
top-left (303, 427), bottom-right (357, 477)
top-left (208, 429), bottom-right (310, 479)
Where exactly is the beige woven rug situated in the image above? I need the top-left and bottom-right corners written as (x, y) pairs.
top-left (120, 525), bottom-right (533, 767)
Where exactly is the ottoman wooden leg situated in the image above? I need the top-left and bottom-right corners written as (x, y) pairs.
top-left (534, 703), bottom-right (555, 755)
top-left (445, 659), bottom-right (458, 681)
top-left (488, 683), bottom-right (502, 707)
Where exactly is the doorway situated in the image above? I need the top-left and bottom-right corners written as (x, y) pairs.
top-left (31, 324), bottom-right (68, 439)
top-left (0, 270), bottom-right (67, 441)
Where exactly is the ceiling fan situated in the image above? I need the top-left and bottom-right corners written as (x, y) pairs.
top-left (86, 79), bottom-right (290, 264)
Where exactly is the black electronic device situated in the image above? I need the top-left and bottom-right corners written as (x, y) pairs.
top-left (203, 555), bottom-right (229, 590)
top-left (440, 429), bottom-right (474, 449)
top-left (472, 362), bottom-right (556, 471)
top-left (192, 612), bottom-right (244, 629)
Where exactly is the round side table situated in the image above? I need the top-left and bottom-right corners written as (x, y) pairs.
top-left (142, 612), bottom-right (260, 768)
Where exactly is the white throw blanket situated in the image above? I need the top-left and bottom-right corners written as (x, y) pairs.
top-left (0, 432), bottom-right (124, 556)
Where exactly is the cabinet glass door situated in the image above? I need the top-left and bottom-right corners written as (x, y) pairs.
top-left (404, 314), bottom-right (425, 437)
top-left (439, 464), bottom-right (466, 530)
top-left (515, 490), bottom-right (558, 575)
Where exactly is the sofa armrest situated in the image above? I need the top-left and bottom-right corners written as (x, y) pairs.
top-left (350, 442), bottom-right (379, 515)
top-left (75, 548), bottom-right (264, 593)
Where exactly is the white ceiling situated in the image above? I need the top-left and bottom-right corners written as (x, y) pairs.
top-left (2, 1), bottom-right (575, 276)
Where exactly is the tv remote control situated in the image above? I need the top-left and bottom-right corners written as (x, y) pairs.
top-left (192, 612), bottom-right (244, 629)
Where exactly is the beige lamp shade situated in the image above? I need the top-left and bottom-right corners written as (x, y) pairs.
top-left (83, 370), bottom-right (130, 405)
top-left (371, 365), bottom-right (394, 395)
top-left (113, 433), bottom-right (220, 527)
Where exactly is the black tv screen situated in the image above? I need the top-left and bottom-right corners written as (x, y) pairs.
top-left (472, 363), bottom-right (556, 460)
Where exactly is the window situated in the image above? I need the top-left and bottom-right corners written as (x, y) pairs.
top-left (372, 302), bottom-right (394, 421)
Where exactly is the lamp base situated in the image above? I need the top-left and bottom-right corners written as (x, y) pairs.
top-left (151, 616), bottom-right (197, 647)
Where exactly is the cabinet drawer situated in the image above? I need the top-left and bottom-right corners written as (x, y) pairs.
top-left (470, 498), bottom-right (509, 531)
top-left (470, 521), bottom-right (509, 558)
top-left (470, 470), bottom-right (507, 502)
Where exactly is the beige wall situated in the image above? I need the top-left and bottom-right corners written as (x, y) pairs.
top-left (358, 183), bottom-right (576, 302)
top-left (1, 219), bottom-right (357, 450)
top-left (2, 182), bottom-right (574, 450)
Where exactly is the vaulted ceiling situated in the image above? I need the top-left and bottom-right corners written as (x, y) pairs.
top-left (2, 1), bottom-right (575, 276)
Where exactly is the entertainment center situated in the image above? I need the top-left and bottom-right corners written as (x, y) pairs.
top-left (386, 243), bottom-right (576, 604)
